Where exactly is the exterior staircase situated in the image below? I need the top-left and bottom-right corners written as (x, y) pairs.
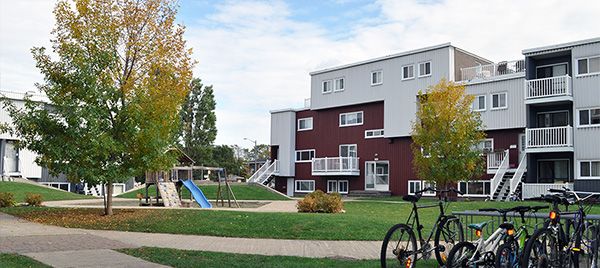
top-left (247, 159), bottom-right (279, 186)
top-left (489, 151), bottom-right (527, 201)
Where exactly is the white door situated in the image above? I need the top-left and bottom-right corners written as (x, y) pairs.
top-left (286, 178), bottom-right (294, 196)
top-left (4, 141), bottom-right (19, 173)
top-left (519, 133), bottom-right (526, 159)
top-left (365, 161), bottom-right (389, 191)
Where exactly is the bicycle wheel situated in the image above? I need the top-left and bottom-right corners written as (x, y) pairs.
top-left (435, 216), bottom-right (464, 266)
top-left (381, 223), bottom-right (418, 268)
top-left (582, 224), bottom-right (599, 268)
top-left (521, 228), bottom-right (562, 268)
top-left (447, 241), bottom-right (478, 268)
top-left (496, 239), bottom-right (519, 268)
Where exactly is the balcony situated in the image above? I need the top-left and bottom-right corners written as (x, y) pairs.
top-left (525, 126), bottom-right (573, 153)
top-left (486, 151), bottom-right (506, 173)
top-left (312, 157), bottom-right (360, 176)
top-left (525, 75), bottom-right (572, 104)
top-left (460, 60), bottom-right (525, 82)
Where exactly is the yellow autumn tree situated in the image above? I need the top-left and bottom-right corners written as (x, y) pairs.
top-left (411, 80), bottom-right (486, 191)
top-left (4, 0), bottom-right (194, 215)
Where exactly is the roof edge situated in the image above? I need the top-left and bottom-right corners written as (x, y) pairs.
top-left (522, 37), bottom-right (600, 55)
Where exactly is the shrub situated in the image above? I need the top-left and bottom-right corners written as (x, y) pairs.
top-left (297, 190), bottom-right (344, 213)
top-left (25, 193), bottom-right (43, 206)
top-left (0, 192), bottom-right (16, 207)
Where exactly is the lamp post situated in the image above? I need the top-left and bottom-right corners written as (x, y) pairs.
top-left (243, 138), bottom-right (258, 173)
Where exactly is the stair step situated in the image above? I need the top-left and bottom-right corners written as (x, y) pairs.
top-left (348, 190), bottom-right (391, 197)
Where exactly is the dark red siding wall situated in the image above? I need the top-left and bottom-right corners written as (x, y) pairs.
top-left (293, 101), bottom-right (523, 195)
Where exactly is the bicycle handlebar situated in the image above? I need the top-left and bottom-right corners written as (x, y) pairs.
top-left (415, 187), bottom-right (464, 195)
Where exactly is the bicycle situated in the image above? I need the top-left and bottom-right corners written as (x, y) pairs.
top-left (521, 188), bottom-right (600, 268)
top-left (446, 205), bottom-right (547, 268)
top-left (380, 187), bottom-right (464, 267)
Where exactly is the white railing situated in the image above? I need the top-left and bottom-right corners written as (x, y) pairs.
top-left (487, 151), bottom-right (506, 170)
top-left (489, 150), bottom-right (509, 200)
top-left (460, 60), bottom-right (525, 81)
top-left (522, 183), bottom-right (574, 199)
top-left (247, 159), bottom-right (271, 183)
top-left (312, 157), bottom-right (359, 175)
top-left (525, 75), bottom-right (571, 99)
top-left (510, 153), bottom-right (527, 194)
top-left (526, 126), bottom-right (573, 148)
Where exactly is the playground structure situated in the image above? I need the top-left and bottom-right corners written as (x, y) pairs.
top-left (143, 148), bottom-right (239, 208)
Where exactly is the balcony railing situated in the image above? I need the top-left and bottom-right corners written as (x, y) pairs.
top-left (312, 157), bottom-right (360, 176)
top-left (487, 151), bottom-right (506, 170)
top-left (522, 183), bottom-right (573, 200)
top-left (525, 75), bottom-right (571, 100)
top-left (526, 126), bottom-right (573, 149)
top-left (460, 60), bottom-right (525, 82)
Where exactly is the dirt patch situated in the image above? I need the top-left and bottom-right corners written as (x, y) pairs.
top-left (13, 208), bottom-right (159, 229)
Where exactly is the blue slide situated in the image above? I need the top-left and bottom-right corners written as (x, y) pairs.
top-left (182, 179), bottom-right (213, 208)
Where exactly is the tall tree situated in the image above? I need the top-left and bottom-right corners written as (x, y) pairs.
top-left (212, 145), bottom-right (244, 176)
top-left (411, 80), bottom-right (486, 190)
top-left (3, 0), bottom-right (194, 215)
top-left (180, 78), bottom-right (217, 165)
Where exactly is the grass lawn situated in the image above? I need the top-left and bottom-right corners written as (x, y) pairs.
top-left (118, 183), bottom-right (289, 200)
top-left (0, 182), bottom-right (94, 202)
top-left (0, 200), bottom-right (565, 241)
top-left (0, 253), bottom-right (50, 268)
top-left (119, 247), bottom-right (439, 268)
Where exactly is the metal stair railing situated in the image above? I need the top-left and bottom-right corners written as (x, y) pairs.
top-left (247, 160), bottom-right (271, 183)
top-left (489, 150), bottom-right (509, 200)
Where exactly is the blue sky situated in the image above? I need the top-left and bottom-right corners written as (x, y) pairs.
top-left (1, 0), bottom-right (600, 148)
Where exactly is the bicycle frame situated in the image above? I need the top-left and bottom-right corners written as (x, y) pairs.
top-left (404, 200), bottom-right (449, 256)
top-left (466, 225), bottom-right (506, 264)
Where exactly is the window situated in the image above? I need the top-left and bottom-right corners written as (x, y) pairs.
top-left (327, 180), bottom-right (349, 194)
top-left (580, 160), bottom-right (600, 179)
top-left (458, 181), bottom-right (491, 196)
top-left (371, 70), bottom-right (383, 85)
top-left (418, 61), bottom-right (431, 77)
top-left (537, 159), bottom-right (570, 183)
top-left (334, 78), bottom-right (345, 92)
top-left (422, 181), bottom-right (437, 196)
top-left (407, 180), bottom-right (436, 196)
top-left (578, 108), bottom-right (600, 127)
top-left (408, 180), bottom-right (421, 195)
top-left (472, 95), bottom-right (486, 111)
top-left (339, 111), bottom-right (363, 127)
top-left (537, 111), bottom-right (569, 128)
top-left (295, 149), bottom-right (315, 162)
top-left (402, 65), bottom-right (415, 80)
top-left (365, 129), bottom-right (384, 139)
top-left (322, 80), bottom-right (332, 93)
top-left (297, 117), bottom-right (313, 131)
top-left (491, 92), bottom-right (508, 110)
top-left (295, 180), bottom-right (315, 193)
top-left (577, 56), bottom-right (600, 76)
top-left (473, 139), bottom-right (494, 153)
top-left (41, 182), bottom-right (71, 192)
top-left (339, 144), bottom-right (357, 157)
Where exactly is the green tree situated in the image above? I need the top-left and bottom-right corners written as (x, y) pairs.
top-left (212, 145), bottom-right (244, 176)
top-left (180, 78), bottom-right (217, 165)
top-left (3, 0), bottom-right (194, 215)
top-left (411, 79), bottom-right (486, 190)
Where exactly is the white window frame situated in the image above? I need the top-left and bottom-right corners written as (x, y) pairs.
top-left (365, 129), bottom-right (384, 139)
top-left (334, 77), bottom-right (345, 92)
top-left (297, 117), bottom-right (313, 131)
top-left (327, 180), bottom-right (349, 194)
top-left (339, 144), bottom-right (357, 157)
top-left (578, 160), bottom-right (600, 179)
top-left (40, 182), bottom-right (71, 192)
top-left (295, 149), bottom-right (315, 163)
top-left (472, 95), bottom-right (486, 112)
top-left (339, 111), bottom-right (364, 127)
top-left (474, 138), bottom-right (494, 154)
top-left (577, 107), bottom-right (600, 128)
top-left (490, 92), bottom-right (508, 110)
top-left (371, 70), bottom-right (383, 86)
top-left (576, 55), bottom-right (600, 77)
top-left (295, 180), bottom-right (315, 193)
top-left (418, 61), bottom-right (432, 77)
top-left (407, 180), bottom-right (436, 196)
top-left (402, 64), bottom-right (415, 80)
top-left (322, 80), bottom-right (332, 94)
top-left (408, 180), bottom-right (422, 195)
top-left (457, 180), bottom-right (491, 197)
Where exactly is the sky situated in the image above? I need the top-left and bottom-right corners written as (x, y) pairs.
top-left (1, 0), bottom-right (600, 148)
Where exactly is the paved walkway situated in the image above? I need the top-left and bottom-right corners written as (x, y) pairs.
top-left (0, 212), bottom-right (382, 264)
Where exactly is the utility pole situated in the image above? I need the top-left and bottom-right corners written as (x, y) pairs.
top-left (243, 137), bottom-right (258, 173)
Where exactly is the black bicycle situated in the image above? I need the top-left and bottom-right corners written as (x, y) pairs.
top-left (380, 187), bottom-right (464, 267)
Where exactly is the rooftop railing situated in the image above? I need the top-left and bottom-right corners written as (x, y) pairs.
top-left (460, 60), bottom-right (525, 82)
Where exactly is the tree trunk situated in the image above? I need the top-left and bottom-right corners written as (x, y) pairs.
top-left (104, 183), bottom-right (114, 216)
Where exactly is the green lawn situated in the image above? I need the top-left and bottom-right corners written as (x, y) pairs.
top-left (118, 183), bottom-right (289, 200)
top-left (119, 247), bottom-right (439, 268)
top-left (0, 182), bottom-right (94, 203)
top-left (0, 200), bottom-right (561, 241)
top-left (0, 253), bottom-right (50, 268)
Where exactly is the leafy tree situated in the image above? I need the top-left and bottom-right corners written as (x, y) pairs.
top-left (212, 145), bottom-right (244, 177)
top-left (180, 78), bottom-right (217, 165)
top-left (3, 0), bottom-right (194, 215)
top-left (411, 79), bottom-right (486, 190)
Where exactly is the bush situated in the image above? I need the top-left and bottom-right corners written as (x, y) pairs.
top-left (297, 190), bottom-right (344, 213)
top-left (24, 193), bottom-right (43, 206)
top-left (0, 192), bottom-right (16, 207)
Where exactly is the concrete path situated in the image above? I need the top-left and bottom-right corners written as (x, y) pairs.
top-left (1, 212), bottom-right (382, 262)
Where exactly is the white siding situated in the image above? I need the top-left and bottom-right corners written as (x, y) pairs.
top-left (20, 148), bottom-right (42, 179)
top-left (465, 77), bottom-right (527, 130)
top-left (270, 110), bottom-right (296, 176)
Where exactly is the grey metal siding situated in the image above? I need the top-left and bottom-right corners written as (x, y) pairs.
top-left (465, 77), bottom-right (526, 130)
top-left (270, 110), bottom-right (296, 176)
top-left (453, 48), bottom-right (493, 82)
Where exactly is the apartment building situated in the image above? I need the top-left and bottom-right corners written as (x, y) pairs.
top-left (250, 37), bottom-right (600, 199)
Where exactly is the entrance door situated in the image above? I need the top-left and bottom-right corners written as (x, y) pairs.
top-left (365, 161), bottom-right (389, 191)
top-left (286, 178), bottom-right (294, 196)
top-left (3, 141), bottom-right (19, 173)
top-left (518, 133), bottom-right (526, 159)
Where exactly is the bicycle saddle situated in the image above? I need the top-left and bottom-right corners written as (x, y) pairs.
top-left (499, 222), bottom-right (514, 230)
top-left (402, 195), bottom-right (421, 203)
top-left (468, 221), bottom-right (489, 231)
